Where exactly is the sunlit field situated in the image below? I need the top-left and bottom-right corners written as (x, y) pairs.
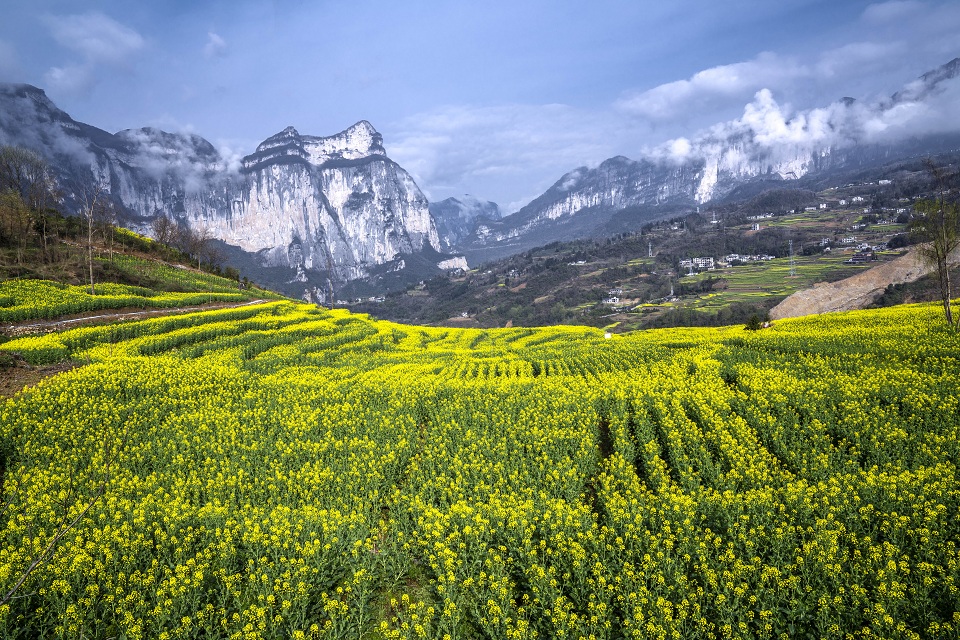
top-left (1, 301), bottom-right (957, 639)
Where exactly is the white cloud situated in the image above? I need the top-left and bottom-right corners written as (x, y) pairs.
top-left (44, 12), bottom-right (144, 66)
top-left (861, 1), bottom-right (924, 24)
top-left (204, 32), bottom-right (228, 59)
top-left (645, 61), bottom-right (960, 172)
top-left (615, 52), bottom-right (810, 121)
top-left (387, 103), bottom-right (625, 212)
top-left (814, 41), bottom-right (905, 79)
top-left (614, 0), bottom-right (960, 133)
top-left (43, 63), bottom-right (95, 96)
top-left (40, 12), bottom-right (145, 97)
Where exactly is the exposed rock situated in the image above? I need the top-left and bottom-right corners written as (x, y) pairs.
top-left (0, 84), bottom-right (445, 294)
top-left (770, 246), bottom-right (960, 320)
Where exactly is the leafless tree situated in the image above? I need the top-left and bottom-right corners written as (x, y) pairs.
top-left (32, 173), bottom-right (62, 264)
top-left (77, 175), bottom-right (110, 295)
top-left (189, 226), bottom-right (213, 270)
top-left (0, 146), bottom-right (59, 264)
top-left (912, 159), bottom-right (960, 330)
top-left (0, 191), bottom-right (30, 262)
top-left (95, 197), bottom-right (118, 263)
top-left (151, 213), bottom-right (176, 246)
top-left (0, 146), bottom-right (47, 204)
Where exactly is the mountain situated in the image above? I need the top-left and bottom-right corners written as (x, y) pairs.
top-left (455, 57), bottom-right (960, 264)
top-left (0, 84), bottom-right (454, 301)
top-left (428, 195), bottom-right (501, 251)
top-left (458, 157), bottom-right (701, 263)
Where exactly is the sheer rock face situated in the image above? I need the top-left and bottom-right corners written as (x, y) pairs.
top-left (209, 123), bottom-right (439, 282)
top-left (0, 85), bottom-right (440, 283)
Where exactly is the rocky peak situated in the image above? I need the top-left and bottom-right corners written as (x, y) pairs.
top-left (242, 121), bottom-right (385, 172)
top-left (300, 120), bottom-right (385, 166)
top-left (890, 57), bottom-right (960, 104)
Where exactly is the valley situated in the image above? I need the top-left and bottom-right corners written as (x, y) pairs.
top-left (1, 287), bottom-right (958, 638)
top-left (0, 16), bottom-right (958, 638)
top-left (351, 167), bottom-right (954, 330)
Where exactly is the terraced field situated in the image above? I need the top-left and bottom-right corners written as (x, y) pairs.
top-left (0, 301), bottom-right (957, 638)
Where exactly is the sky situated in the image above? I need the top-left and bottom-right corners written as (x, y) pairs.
top-left (0, 0), bottom-right (958, 212)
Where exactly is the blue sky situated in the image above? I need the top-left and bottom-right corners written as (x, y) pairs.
top-left (1, 0), bottom-right (958, 211)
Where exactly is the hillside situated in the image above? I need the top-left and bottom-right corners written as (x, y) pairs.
top-left (351, 164), bottom-right (951, 330)
top-left (0, 298), bottom-right (957, 637)
top-left (771, 246), bottom-right (960, 319)
top-left (0, 212), bottom-right (284, 395)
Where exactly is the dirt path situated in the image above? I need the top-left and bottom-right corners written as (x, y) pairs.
top-left (0, 358), bottom-right (78, 399)
top-left (2, 299), bottom-right (269, 338)
top-left (0, 298), bottom-right (271, 398)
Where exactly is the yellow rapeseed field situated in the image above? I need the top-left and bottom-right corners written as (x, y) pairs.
top-left (0, 300), bottom-right (957, 638)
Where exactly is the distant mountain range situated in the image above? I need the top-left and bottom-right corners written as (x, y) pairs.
top-left (456, 57), bottom-right (960, 263)
top-left (1, 57), bottom-right (958, 295)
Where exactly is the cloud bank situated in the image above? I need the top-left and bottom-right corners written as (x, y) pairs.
top-left (41, 12), bottom-right (144, 97)
top-left (388, 104), bottom-right (625, 213)
top-left (646, 62), bottom-right (960, 172)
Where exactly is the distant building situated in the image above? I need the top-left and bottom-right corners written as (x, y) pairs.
top-left (879, 179), bottom-right (892, 185)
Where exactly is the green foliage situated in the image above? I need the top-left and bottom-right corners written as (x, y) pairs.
top-left (744, 314), bottom-right (764, 331)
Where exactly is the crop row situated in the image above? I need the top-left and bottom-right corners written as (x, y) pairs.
top-left (0, 301), bottom-right (957, 638)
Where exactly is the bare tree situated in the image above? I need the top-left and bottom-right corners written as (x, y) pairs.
top-left (151, 213), bottom-right (175, 246)
top-left (78, 176), bottom-right (110, 295)
top-left (189, 226), bottom-right (213, 270)
top-left (95, 197), bottom-right (118, 263)
top-left (31, 172), bottom-right (62, 264)
top-left (912, 159), bottom-right (960, 330)
top-left (0, 146), bottom-right (47, 203)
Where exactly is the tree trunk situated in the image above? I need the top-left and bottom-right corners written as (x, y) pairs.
top-left (945, 263), bottom-right (954, 329)
top-left (88, 217), bottom-right (95, 296)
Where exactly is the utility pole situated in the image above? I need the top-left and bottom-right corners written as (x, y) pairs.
top-left (789, 240), bottom-right (797, 277)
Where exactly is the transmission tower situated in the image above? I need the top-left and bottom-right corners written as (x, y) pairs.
top-left (648, 241), bottom-right (653, 258)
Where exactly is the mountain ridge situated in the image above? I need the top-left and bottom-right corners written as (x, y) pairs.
top-left (0, 84), bottom-right (457, 300)
top-left (454, 57), bottom-right (960, 264)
